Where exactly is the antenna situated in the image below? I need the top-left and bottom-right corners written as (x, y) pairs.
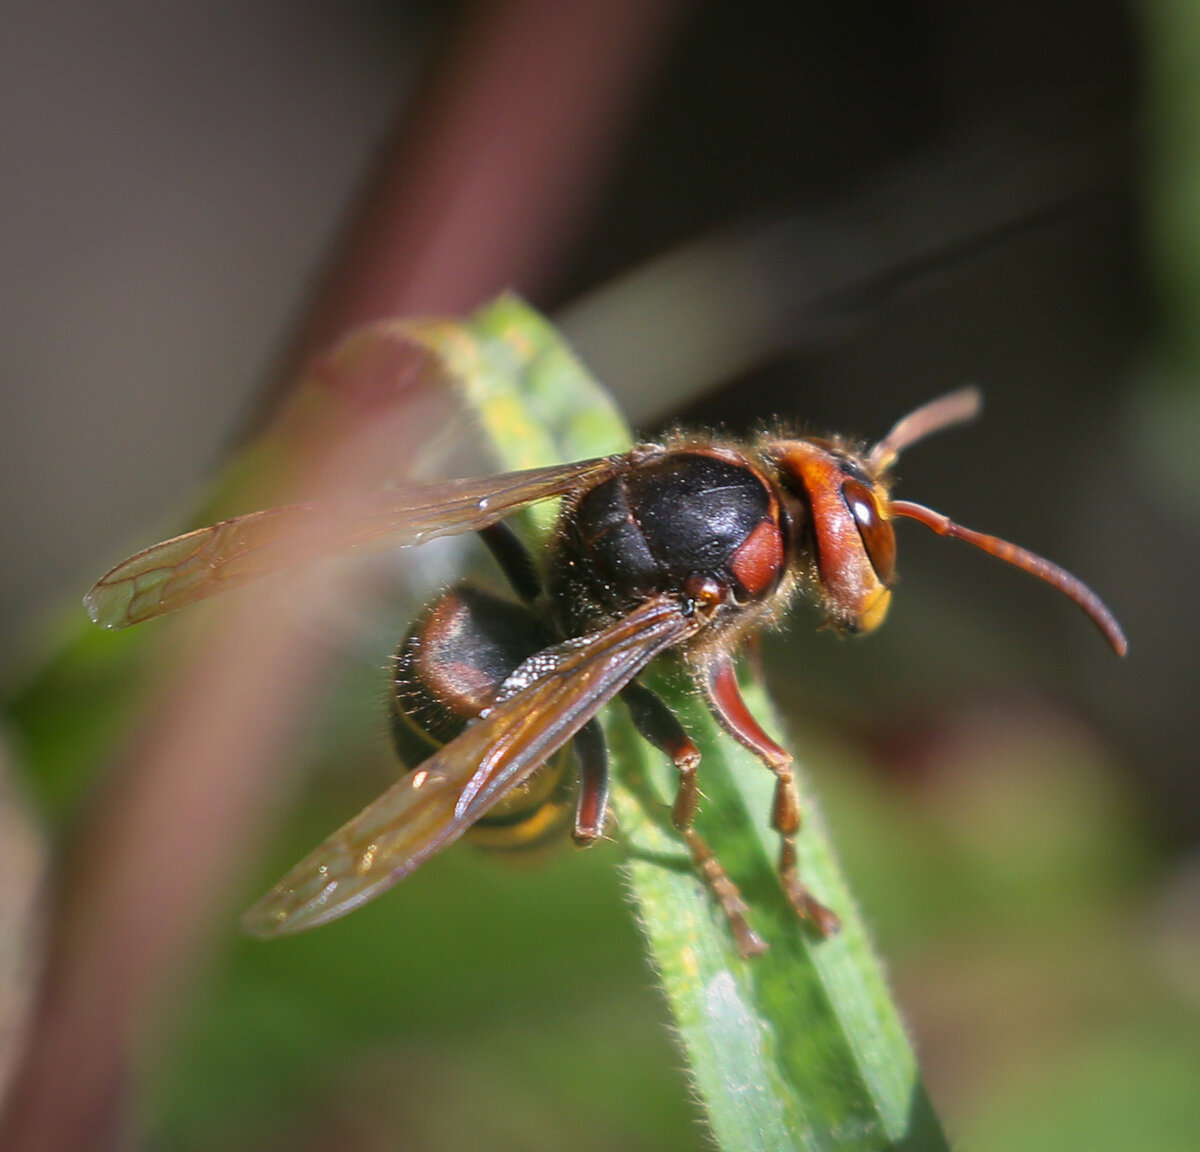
top-left (870, 386), bottom-right (982, 472)
top-left (890, 499), bottom-right (1127, 656)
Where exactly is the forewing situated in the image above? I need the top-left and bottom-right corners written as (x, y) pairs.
top-left (85, 456), bottom-right (623, 628)
top-left (241, 595), bottom-right (700, 937)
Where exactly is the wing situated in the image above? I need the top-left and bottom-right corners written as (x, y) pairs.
top-left (241, 595), bottom-right (700, 938)
top-left (84, 455), bottom-right (625, 628)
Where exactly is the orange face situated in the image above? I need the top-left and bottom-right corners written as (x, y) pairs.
top-left (767, 439), bottom-right (896, 635)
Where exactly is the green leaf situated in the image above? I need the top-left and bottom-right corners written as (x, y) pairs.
top-left (417, 294), bottom-right (950, 1152)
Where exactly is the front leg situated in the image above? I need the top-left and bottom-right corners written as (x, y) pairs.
top-left (701, 656), bottom-right (840, 938)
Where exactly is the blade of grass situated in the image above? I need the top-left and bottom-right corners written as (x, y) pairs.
top-left (412, 294), bottom-right (950, 1152)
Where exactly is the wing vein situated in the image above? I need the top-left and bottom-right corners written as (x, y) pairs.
top-left (242, 595), bottom-right (698, 937)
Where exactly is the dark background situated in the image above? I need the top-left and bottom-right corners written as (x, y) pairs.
top-left (2, 2), bottom-right (1197, 1150)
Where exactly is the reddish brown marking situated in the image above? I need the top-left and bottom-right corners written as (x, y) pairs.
top-left (774, 443), bottom-right (858, 591)
top-left (416, 596), bottom-right (499, 715)
top-left (730, 517), bottom-right (785, 599)
top-left (573, 783), bottom-right (605, 843)
top-left (773, 441), bottom-right (884, 622)
top-left (705, 658), bottom-right (789, 767)
top-left (662, 730), bottom-right (700, 771)
top-left (689, 444), bottom-right (755, 468)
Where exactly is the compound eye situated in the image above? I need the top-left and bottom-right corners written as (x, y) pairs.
top-left (842, 477), bottom-right (895, 584)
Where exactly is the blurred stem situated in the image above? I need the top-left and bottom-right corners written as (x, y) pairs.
top-left (255, 0), bottom-right (688, 434)
top-left (0, 5), bottom-right (684, 1150)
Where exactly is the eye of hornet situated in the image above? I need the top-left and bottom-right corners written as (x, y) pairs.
top-left (841, 477), bottom-right (895, 584)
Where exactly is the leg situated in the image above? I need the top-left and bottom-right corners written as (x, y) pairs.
top-left (702, 657), bottom-right (840, 937)
top-left (571, 719), bottom-right (610, 845)
top-left (478, 522), bottom-right (542, 605)
top-left (622, 681), bottom-right (766, 957)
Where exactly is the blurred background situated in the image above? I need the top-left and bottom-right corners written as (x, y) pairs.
top-left (1, 1), bottom-right (1197, 1149)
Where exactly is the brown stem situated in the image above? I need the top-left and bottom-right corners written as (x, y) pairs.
top-left (0, 3), bottom-right (687, 1149)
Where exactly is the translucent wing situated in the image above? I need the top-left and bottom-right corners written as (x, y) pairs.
top-left (242, 595), bottom-right (700, 937)
top-left (85, 456), bottom-right (625, 628)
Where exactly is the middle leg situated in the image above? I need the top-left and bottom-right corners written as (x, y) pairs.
top-left (701, 656), bottom-right (840, 937)
top-left (622, 680), bottom-right (766, 957)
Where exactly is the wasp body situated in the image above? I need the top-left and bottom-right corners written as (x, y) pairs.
top-left (85, 387), bottom-right (1125, 956)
